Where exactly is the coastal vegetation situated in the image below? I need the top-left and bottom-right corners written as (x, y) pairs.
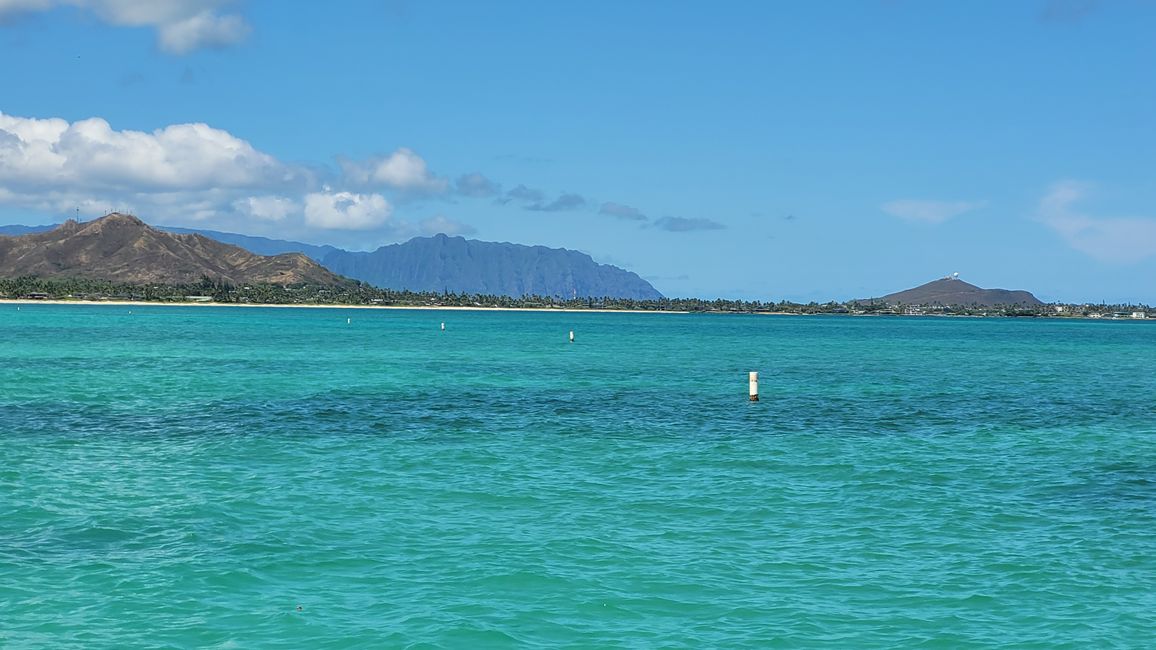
top-left (1, 276), bottom-right (1149, 319)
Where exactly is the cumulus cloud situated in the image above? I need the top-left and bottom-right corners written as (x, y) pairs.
top-left (0, 0), bottom-right (250, 53)
top-left (653, 216), bottom-right (725, 232)
top-left (1036, 180), bottom-right (1156, 263)
top-left (138, 188), bottom-right (241, 222)
top-left (881, 199), bottom-right (987, 223)
top-left (454, 172), bottom-right (500, 198)
top-left (526, 192), bottom-right (586, 212)
top-left (3, 188), bottom-right (117, 217)
top-left (0, 110), bottom-right (486, 244)
top-left (599, 201), bottom-right (647, 221)
top-left (156, 9), bottom-right (248, 53)
top-left (0, 111), bottom-right (287, 192)
top-left (303, 190), bottom-right (392, 230)
top-left (340, 148), bottom-right (448, 194)
top-left (233, 195), bottom-right (296, 221)
top-left (0, 110), bottom-right (493, 246)
top-left (371, 148), bottom-right (447, 193)
top-left (0, 111), bottom-right (319, 231)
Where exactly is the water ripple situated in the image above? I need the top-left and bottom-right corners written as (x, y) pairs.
top-left (3, 309), bottom-right (1156, 647)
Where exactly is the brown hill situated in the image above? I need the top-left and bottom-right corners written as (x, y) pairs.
top-left (867, 276), bottom-right (1042, 307)
top-left (0, 213), bottom-right (351, 286)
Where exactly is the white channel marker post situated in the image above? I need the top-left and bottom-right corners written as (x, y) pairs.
top-left (749, 371), bottom-right (759, 402)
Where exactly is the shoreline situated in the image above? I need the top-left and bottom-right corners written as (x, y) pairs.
top-left (3, 298), bottom-right (1143, 320)
top-left (0, 298), bottom-right (689, 315)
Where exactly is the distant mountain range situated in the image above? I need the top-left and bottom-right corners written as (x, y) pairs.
top-left (0, 224), bottom-right (52, 237)
top-left (0, 219), bottom-right (663, 299)
top-left (162, 225), bottom-right (342, 262)
top-left (321, 234), bottom-right (662, 299)
top-left (0, 214), bottom-right (349, 286)
top-left (866, 276), bottom-right (1042, 307)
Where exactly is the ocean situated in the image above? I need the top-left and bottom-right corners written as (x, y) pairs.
top-left (2, 304), bottom-right (1155, 648)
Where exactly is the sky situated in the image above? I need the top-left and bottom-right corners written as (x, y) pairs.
top-left (1, 0), bottom-right (1154, 304)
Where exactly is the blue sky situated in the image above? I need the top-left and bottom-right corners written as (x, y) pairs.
top-left (1, 1), bottom-right (1154, 303)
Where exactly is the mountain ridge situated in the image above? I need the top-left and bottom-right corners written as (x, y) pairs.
top-left (0, 214), bottom-right (350, 286)
top-left (160, 225), bottom-right (342, 262)
top-left (866, 276), bottom-right (1042, 307)
top-left (321, 233), bottom-right (663, 299)
top-left (0, 221), bottom-right (663, 299)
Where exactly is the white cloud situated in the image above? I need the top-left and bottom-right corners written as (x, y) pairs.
top-left (303, 191), bottom-right (392, 230)
top-left (881, 199), bottom-right (987, 223)
top-left (1037, 181), bottom-right (1156, 263)
top-left (0, 111), bottom-right (285, 191)
top-left (342, 148), bottom-right (448, 194)
top-left (156, 9), bottom-right (248, 53)
top-left (372, 148), bottom-right (449, 193)
top-left (0, 111), bottom-right (473, 240)
top-left (0, 111), bottom-right (305, 228)
top-left (139, 189), bottom-right (234, 221)
top-left (0, 187), bottom-right (116, 216)
top-left (233, 195), bottom-right (296, 221)
top-left (0, 0), bottom-right (250, 53)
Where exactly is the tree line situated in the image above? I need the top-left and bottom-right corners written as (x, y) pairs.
top-left (0, 275), bottom-right (1149, 317)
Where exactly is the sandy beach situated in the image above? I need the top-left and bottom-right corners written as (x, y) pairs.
top-left (0, 298), bottom-right (687, 315)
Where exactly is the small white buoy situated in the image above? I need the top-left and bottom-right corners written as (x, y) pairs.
top-left (749, 371), bottom-right (759, 402)
top-left (347, 317), bottom-right (351, 324)
top-left (441, 322), bottom-right (445, 331)
top-left (569, 330), bottom-right (575, 343)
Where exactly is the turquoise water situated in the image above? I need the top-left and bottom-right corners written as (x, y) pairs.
top-left (2, 305), bottom-right (1155, 648)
